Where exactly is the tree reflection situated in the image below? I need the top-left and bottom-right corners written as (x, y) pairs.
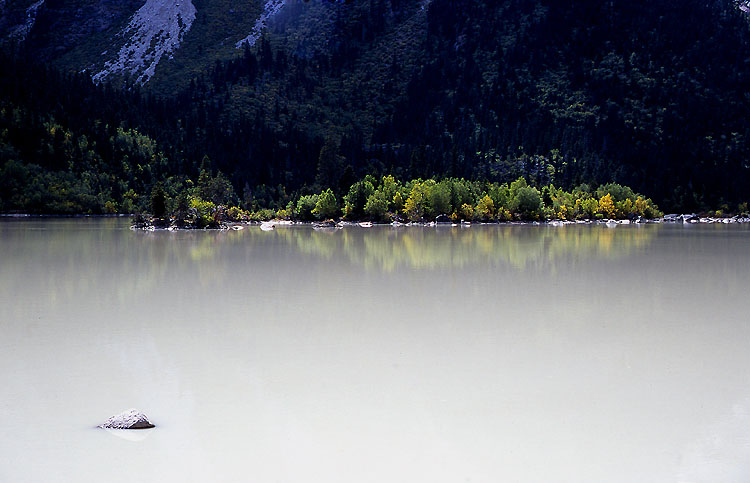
top-left (285, 224), bottom-right (656, 272)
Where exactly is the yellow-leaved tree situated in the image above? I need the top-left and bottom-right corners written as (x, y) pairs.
top-left (598, 193), bottom-right (616, 218)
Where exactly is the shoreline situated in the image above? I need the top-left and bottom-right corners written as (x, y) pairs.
top-left (3, 213), bottom-right (749, 228)
top-left (130, 214), bottom-right (750, 231)
top-left (0, 213), bottom-right (131, 218)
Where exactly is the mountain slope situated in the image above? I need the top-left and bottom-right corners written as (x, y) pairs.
top-left (1, 0), bottom-right (750, 211)
top-left (2, 0), bottom-right (265, 86)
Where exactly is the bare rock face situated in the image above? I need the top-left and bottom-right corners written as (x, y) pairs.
top-left (98, 409), bottom-right (154, 429)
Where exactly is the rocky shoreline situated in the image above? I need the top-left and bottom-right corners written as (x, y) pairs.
top-left (660, 213), bottom-right (750, 224)
top-left (129, 214), bottom-right (750, 231)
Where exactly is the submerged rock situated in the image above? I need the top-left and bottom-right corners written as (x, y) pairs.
top-left (98, 409), bottom-right (154, 429)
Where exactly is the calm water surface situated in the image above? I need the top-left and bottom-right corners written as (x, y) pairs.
top-left (1, 218), bottom-right (749, 482)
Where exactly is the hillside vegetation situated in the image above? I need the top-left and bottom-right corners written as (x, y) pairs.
top-left (1, 0), bottom-right (749, 214)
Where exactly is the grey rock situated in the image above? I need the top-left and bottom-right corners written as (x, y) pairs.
top-left (312, 220), bottom-right (336, 229)
top-left (98, 409), bottom-right (154, 429)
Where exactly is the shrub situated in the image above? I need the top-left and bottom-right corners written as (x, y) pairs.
top-left (576, 197), bottom-right (599, 219)
top-left (498, 208), bottom-right (513, 221)
top-left (737, 202), bottom-right (748, 216)
top-left (249, 208), bottom-right (276, 221)
top-left (276, 208), bottom-right (292, 220)
top-left (103, 200), bottom-right (118, 214)
top-left (615, 198), bottom-right (635, 219)
top-left (555, 204), bottom-right (572, 220)
top-left (226, 206), bottom-right (249, 221)
top-left (190, 197), bottom-right (218, 228)
top-left (460, 203), bottom-right (474, 221)
top-left (475, 195), bottom-right (495, 221)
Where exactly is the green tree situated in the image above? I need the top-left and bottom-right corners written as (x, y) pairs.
top-left (596, 183), bottom-right (635, 203)
top-left (449, 178), bottom-right (476, 213)
top-left (475, 195), bottom-right (495, 221)
top-left (426, 181), bottom-right (451, 219)
top-left (487, 183), bottom-right (511, 213)
top-left (365, 191), bottom-right (390, 221)
top-left (151, 182), bottom-right (167, 219)
top-left (315, 134), bottom-right (345, 189)
top-left (393, 191), bottom-right (405, 214)
top-left (380, 175), bottom-right (400, 203)
top-left (312, 188), bottom-right (339, 219)
top-left (197, 169), bottom-right (237, 206)
top-left (174, 191), bottom-right (191, 224)
top-left (296, 194), bottom-right (319, 221)
top-left (343, 180), bottom-right (375, 219)
top-left (512, 186), bottom-right (542, 220)
top-left (575, 197), bottom-right (599, 219)
top-left (121, 189), bottom-right (139, 214)
top-left (403, 181), bottom-right (428, 221)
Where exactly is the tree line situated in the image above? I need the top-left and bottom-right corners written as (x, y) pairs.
top-left (147, 171), bottom-right (662, 227)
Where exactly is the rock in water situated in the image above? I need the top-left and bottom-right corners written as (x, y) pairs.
top-left (98, 409), bottom-right (155, 429)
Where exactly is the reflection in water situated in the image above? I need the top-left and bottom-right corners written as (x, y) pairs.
top-left (103, 427), bottom-right (154, 442)
top-left (0, 221), bottom-right (658, 307)
top-left (287, 224), bottom-right (655, 272)
top-left (1, 218), bottom-right (750, 483)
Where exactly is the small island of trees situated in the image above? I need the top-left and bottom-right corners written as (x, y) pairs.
top-left (145, 169), bottom-right (663, 228)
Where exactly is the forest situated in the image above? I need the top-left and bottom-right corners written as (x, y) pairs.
top-left (1, 0), bottom-right (749, 216)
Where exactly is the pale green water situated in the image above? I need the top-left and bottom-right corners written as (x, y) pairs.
top-left (1, 218), bottom-right (749, 482)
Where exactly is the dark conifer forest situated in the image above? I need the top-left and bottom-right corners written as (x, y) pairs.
top-left (1, 0), bottom-right (749, 216)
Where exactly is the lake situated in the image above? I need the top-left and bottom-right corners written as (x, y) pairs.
top-left (1, 218), bottom-right (749, 482)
